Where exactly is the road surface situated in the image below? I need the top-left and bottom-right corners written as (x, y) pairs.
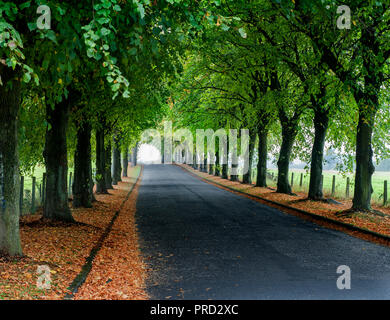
top-left (136, 165), bottom-right (390, 299)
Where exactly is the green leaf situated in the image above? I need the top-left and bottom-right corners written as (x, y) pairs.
top-left (45, 30), bottom-right (58, 44)
top-left (100, 28), bottom-right (111, 36)
top-left (97, 17), bottom-right (110, 24)
top-left (137, 3), bottom-right (145, 19)
top-left (42, 58), bottom-right (50, 70)
top-left (112, 83), bottom-right (120, 91)
top-left (27, 22), bottom-right (37, 31)
top-left (22, 72), bottom-right (31, 83)
top-left (101, 0), bottom-right (111, 9)
top-left (19, 2), bottom-right (31, 10)
top-left (238, 28), bottom-right (247, 39)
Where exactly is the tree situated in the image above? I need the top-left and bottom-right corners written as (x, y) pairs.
top-left (276, 0), bottom-right (390, 210)
top-left (0, 65), bottom-right (23, 256)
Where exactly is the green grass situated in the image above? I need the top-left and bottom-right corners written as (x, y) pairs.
top-left (22, 166), bottom-right (45, 191)
top-left (265, 168), bottom-right (390, 205)
top-left (22, 166), bottom-right (76, 193)
top-left (234, 167), bottom-right (390, 206)
top-left (20, 165), bottom-right (75, 215)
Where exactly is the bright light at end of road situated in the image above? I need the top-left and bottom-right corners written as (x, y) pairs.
top-left (138, 144), bottom-right (161, 164)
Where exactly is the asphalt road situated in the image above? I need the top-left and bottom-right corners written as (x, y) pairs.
top-left (136, 164), bottom-right (390, 300)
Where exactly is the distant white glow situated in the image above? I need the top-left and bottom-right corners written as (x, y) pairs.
top-left (138, 144), bottom-right (161, 164)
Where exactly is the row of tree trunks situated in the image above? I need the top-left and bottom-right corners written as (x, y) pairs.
top-left (0, 74), bottom-right (131, 255)
top-left (190, 130), bottom-right (270, 189)
top-left (306, 22), bottom-right (384, 212)
top-left (0, 66), bottom-right (23, 256)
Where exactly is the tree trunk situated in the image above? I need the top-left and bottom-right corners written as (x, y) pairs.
top-left (195, 152), bottom-right (200, 170)
top-left (256, 129), bottom-right (268, 188)
top-left (214, 149), bottom-right (220, 176)
top-left (243, 132), bottom-right (256, 184)
top-left (105, 137), bottom-right (114, 190)
top-left (230, 129), bottom-right (238, 181)
top-left (133, 142), bottom-right (138, 166)
top-left (122, 146), bottom-right (129, 177)
top-left (222, 135), bottom-right (229, 179)
top-left (112, 136), bottom-right (122, 185)
top-left (276, 126), bottom-right (296, 194)
top-left (352, 109), bottom-right (376, 211)
top-left (161, 137), bottom-right (164, 164)
top-left (192, 152), bottom-right (196, 169)
top-left (351, 41), bottom-right (380, 211)
top-left (0, 66), bottom-right (23, 256)
top-left (183, 149), bottom-right (188, 165)
top-left (95, 127), bottom-right (108, 194)
top-left (308, 109), bottom-right (329, 200)
top-left (198, 153), bottom-right (202, 171)
top-left (43, 98), bottom-right (73, 222)
top-left (230, 159), bottom-right (238, 182)
top-left (203, 156), bottom-right (208, 173)
top-left (73, 121), bottom-right (93, 208)
top-left (222, 164), bottom-right (228, 179)
top-left (208, 152), bottom-right (215, 175)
